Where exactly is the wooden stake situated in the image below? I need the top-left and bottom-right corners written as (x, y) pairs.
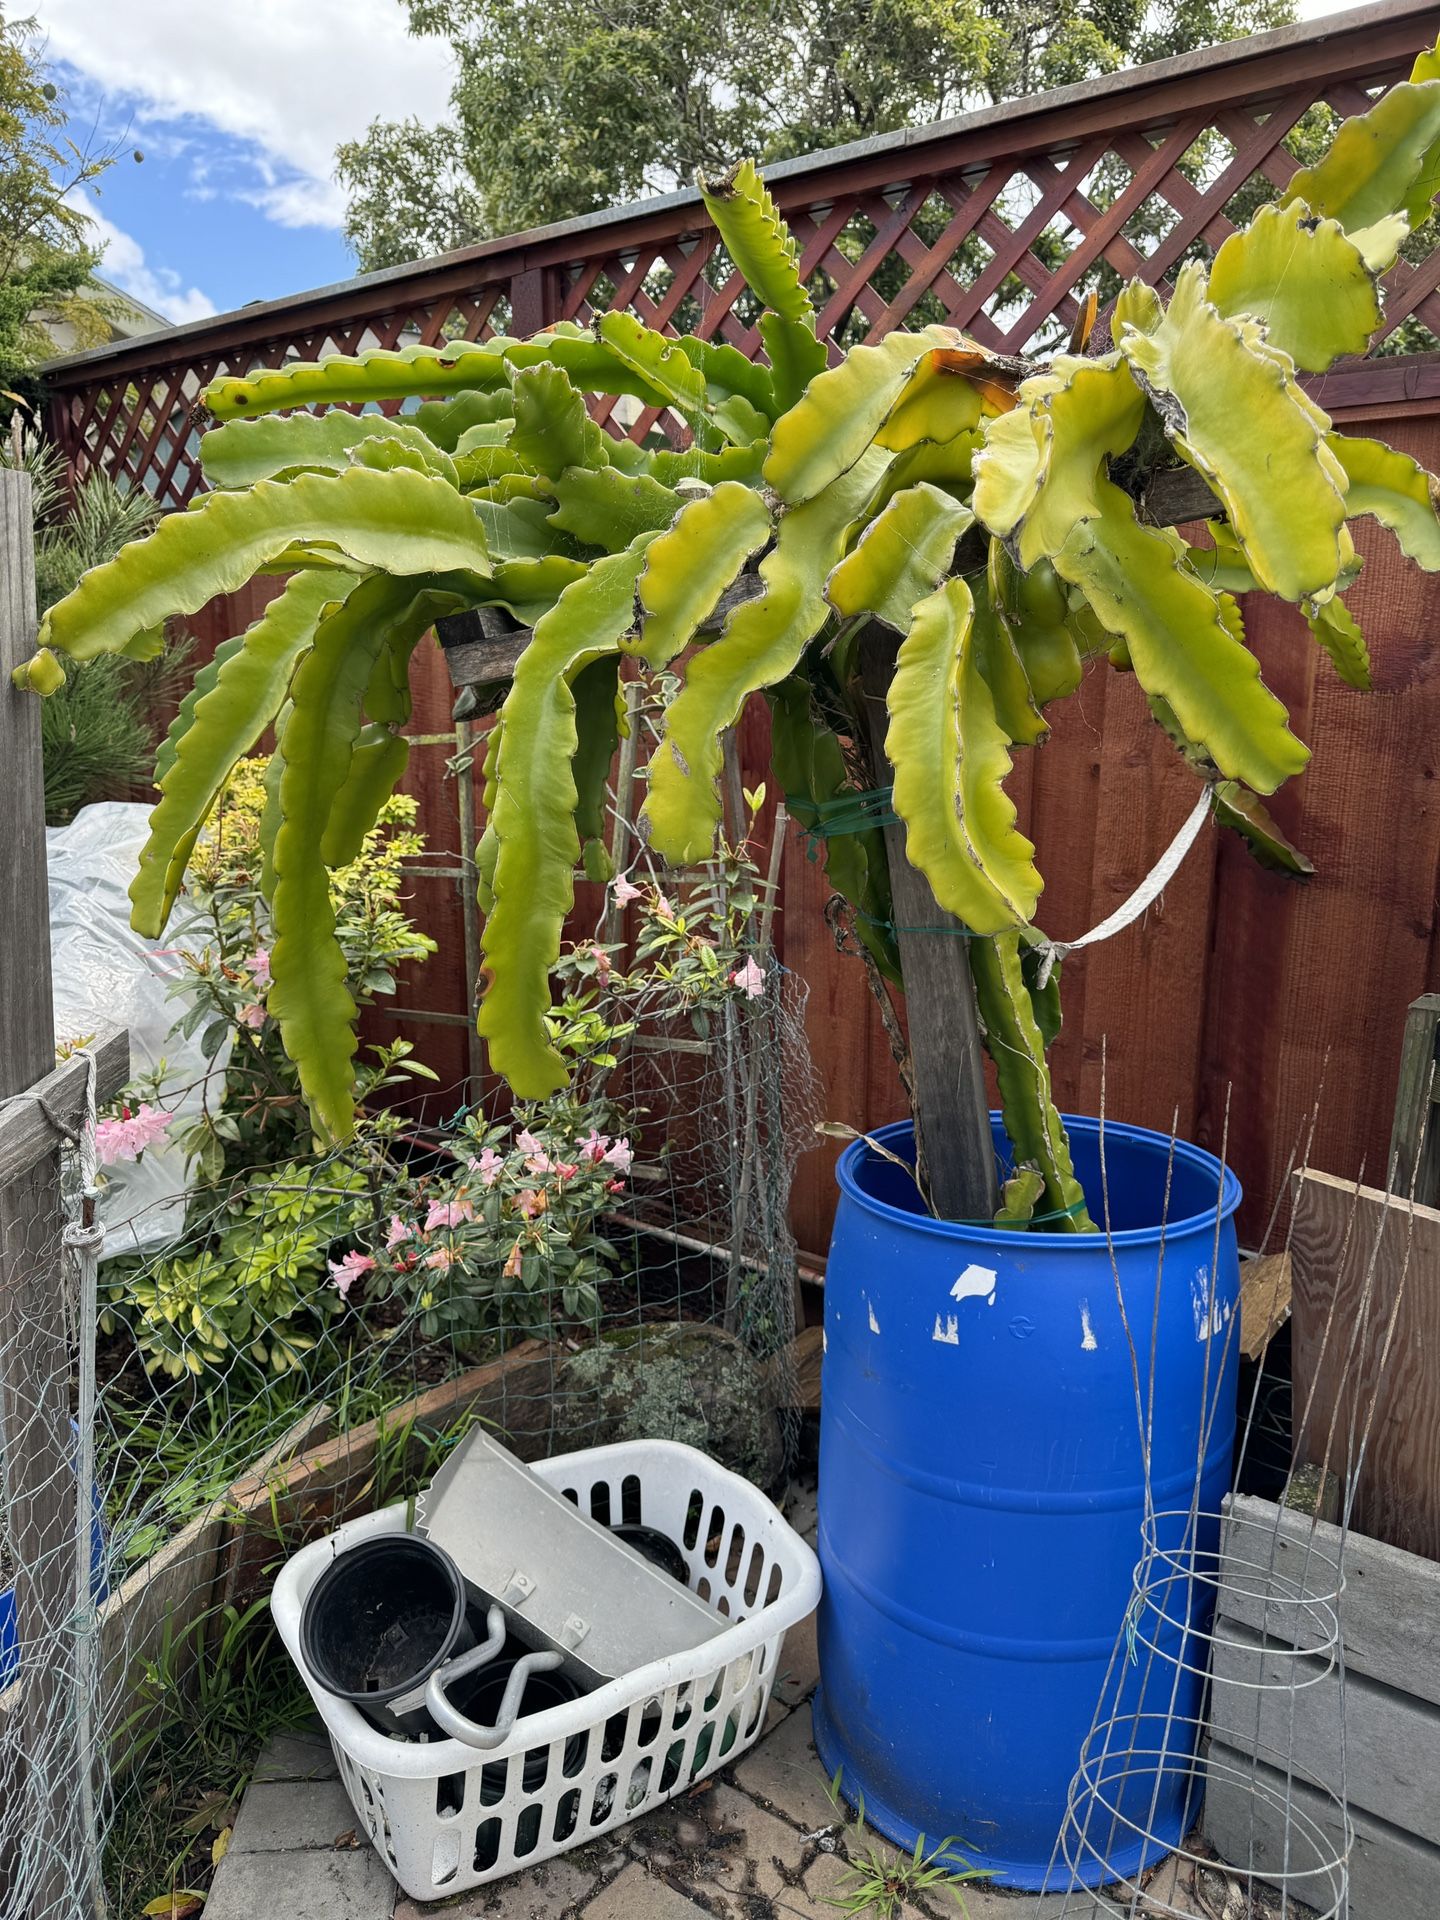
top-left (0, 469), bottom-right (88, 1917)
top-left (858, 624), bottom-right (999, 1222)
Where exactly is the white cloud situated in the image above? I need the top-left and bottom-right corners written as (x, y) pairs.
top-left (73, 201), bottom-right (216, 324)
top-left (236, 177), bottom-right (349, 231)
top-left (34, 0), bottom-right (454, 202)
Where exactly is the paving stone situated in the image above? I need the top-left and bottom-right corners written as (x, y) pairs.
top-left (563, 1833), bottom-right (631, 1882)
top-left (625, 1780), bottom-right (844, 1920)
top-left (729, 1699), bottom-right (841, 1835)
top-left (783, 1481), bottom-right (819, 1549)
top-left (699, 1785), bottom-right (848, 1918)
top-left (393, 1851), bottom-right (599, 1918)
top-left (203, 1845), bottom-right (395, 1920)
top-left (230, 1776), bottom-right (362, 1852)
top-left (252, 1725), bottom-right (338, 1783)
top-left (773, 1610), bottom-right (819, 1708)
top-left (583, 1859), bottom-right (710, 1920)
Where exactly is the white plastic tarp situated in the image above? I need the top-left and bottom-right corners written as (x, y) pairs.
top-left (46, 802), bottom-right (229, 1258)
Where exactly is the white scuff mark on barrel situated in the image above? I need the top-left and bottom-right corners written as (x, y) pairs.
top-left (1191, 1266), bottom-right (1233, 1341)
top-left (1080, 1301), bottom-right (1098, 1352)
top-left (822, 1329), bottom-right (828, 1353)
top-left (932, 1313), bottom-right (960, 1345)
top-left (951, 1264), bottom-right (998, 1306)
top-left (868, 1300), bottom-right (881, 1334)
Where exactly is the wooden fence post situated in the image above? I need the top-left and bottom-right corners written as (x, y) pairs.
top-left (1388, 992), bottom-right (1440, 1206)
top-left (0, 469), bottom-right (86, 1917)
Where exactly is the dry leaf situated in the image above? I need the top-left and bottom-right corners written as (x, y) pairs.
top-left (334, 1828), bottom-right (359, 1850)
top-left (140, 1893), bottom-right (205, 1918)
top-left (211, 1827), bottom-right (232, 1867)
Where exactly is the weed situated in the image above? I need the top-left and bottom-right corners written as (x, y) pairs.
top-left (825, 1772), bottom-right (989, 1919)
top-left (106, 1597), bottom-right (311, 1917)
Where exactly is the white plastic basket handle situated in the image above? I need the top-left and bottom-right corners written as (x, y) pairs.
top-left (423, 1603), bottom-right (566, 1750)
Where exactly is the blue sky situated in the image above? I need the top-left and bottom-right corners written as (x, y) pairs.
top-left (34, 0), bottom-right (455, 325)
top-left (35, 0), bottom-right (1347, 334)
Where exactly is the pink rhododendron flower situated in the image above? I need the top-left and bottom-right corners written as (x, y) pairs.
top-left (237, 1003), bottom-right (267, 1029)
top-left (93, 1119), bottom-right (132, 1166)
top-left (606, 1178), bottom-right (625, 1195)
top-left (730, 955), bottom-right (766, 999)
top-left (516, 1188), bottom-right (546, 1220)
top-left (554, 1162), bottom-right (578, 1184)
top-left (515, 1128), bottom-right (544, 1156)
top-left (654, 892), bottom-right (676, 919)
top-left (524, 1149), bottom-right (552, 1176)
top-left (95, 1103), bottom-right (173, 1166)
top-left (327, 1250), bottom-right (375, 1299)
top-left (468, 1148), bottom-right (505, 1187)
top-left (248, 948), bottom-right (272, 987)
top-left (425, 1246), bottom-right (460, 1272)
top-left (578, 1129), bottom-right (610, 1164)
top-left (503, 1241), bottom-right (524, 1280)
top-left (602, 1137), bottom-right (633, 1174)
top-left (424, 1198), bottom-right (474, 1232)
top-left (611, 874), bottom-right (641, 907)
top-left (385, 1215), bottom-right (413, 1251)
top-left (591, 944), bottom-right (612, 986)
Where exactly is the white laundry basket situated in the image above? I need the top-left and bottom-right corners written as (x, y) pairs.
top-left (271, 1439), bottom-right (821, 1901)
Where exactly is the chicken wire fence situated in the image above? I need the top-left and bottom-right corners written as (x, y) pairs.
top-left (0, 946), bottom-right (819, 1919)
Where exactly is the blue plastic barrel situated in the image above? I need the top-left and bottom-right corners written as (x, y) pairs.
top-left (0, 1427), bottom-right (106, 1691)
top-left (813, 1115), bottom-right (1240, 1888)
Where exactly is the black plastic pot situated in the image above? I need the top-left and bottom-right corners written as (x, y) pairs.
top-left (299, 1533), bottom-right (473, 1738)
top-left (446, 1649), bottom-right (586, 1792)
top-left (611, 1522), bottom-right (689, 1585)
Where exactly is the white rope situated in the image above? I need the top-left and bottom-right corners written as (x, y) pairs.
top-left (1033, 785), bottom-right (1214, 989)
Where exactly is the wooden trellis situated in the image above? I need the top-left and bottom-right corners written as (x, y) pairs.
top-left (41, 0), bottom-right (1440, 508)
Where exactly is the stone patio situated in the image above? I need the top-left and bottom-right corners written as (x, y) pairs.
top-left (207, 1487), bottom-right (1265, 1920)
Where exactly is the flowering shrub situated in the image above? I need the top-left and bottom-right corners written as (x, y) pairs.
top-left (566, 834), bottom-right (774, 1043)
top-left (102, 1162), bottom-right (374, 1381)
top-left (322, 840), bottom-right (778, 1346)
top-left (99, 808), bottom-right (782, 1376)
top-left (95, 1101), bottom-right (173, 1166)
top-left (358, 1110), bottom-right (636, 1343)
top-left (100, 755), bottom-right (436, 1177)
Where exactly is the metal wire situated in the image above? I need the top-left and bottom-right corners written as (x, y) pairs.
top-left (0, 909), bottom-right (820, 1915)
top-left (1035, 1066), bottom-right (1424, 1918)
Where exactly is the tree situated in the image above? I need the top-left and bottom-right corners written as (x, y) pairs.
top-left (0, 14), bottom-right (125, 415)
top-left (338, 0), bottom-right (1293, 271)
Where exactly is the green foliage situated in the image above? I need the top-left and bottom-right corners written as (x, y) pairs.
top-left (104, 1596), bottom-right (310, 1918)
top-left (825, 1771), bottom-right (988, 1918)
top-left (968, 932), bottom-right (1090, 1229)
top-left (30, 53), bottom-right (1440, 1226)
top-left (335, 0), bottom-right (1291, 269)
top-left (370, 1102), bottom-right (628, 1345)
top-left (478, 541), bottom-right (654, 1096)
top-left (149, 755), bottom-right (438, 1176)
top-left (2, 436), bottom-right (187, 821)
top-left (0, 15), bottom-right (136, 407)
top-left (105, 1164), bottom-right (372, 1381)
